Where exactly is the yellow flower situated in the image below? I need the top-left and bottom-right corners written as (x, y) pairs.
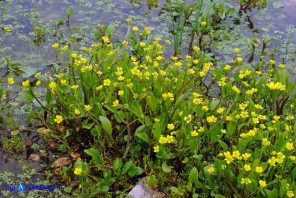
top-left (103, 79), bottom-right (111, 86)
top-left (259, 180), bottom-right (267, 188)
top-left (191, 130), bottom-right (198, 137)
top-left (101, 36), bottom-right (110, 43)
top-left (224, 64), bottom-right (231, 70)
top-left (242, 153), bottom-right (251, 160)
top-left (221, 129), bottom-right (226, 134)
top-left (125, 17), bottom-right (132, 23)
top-left (278, 63), bottom-right (285, 69)
top-left (34, 72), bottom-right (41, 78)
top-left (262, 138), bottom-right (271, 146)
top-left (287, 191), bottom-right (294, 198)
top-left (132, 26), bottom-right (138, 31)
top-left (206, 115), bottom-right (217, 123)
top-left (7, 77), bottom-right (14, 84)
top-left (201, 21), bottom-right (207, 26)
top-left (84, 105), bottom-right (91, 111)
top-left (3, 26), bottom-right (11, 32)
top-left (63, 45), bottom-right (69, 50)
top-left (118, 90), bottom-right (124, 96)
top-left (268, 157), bottom-right (277, 166)
top-left (22, 80), bottom-right (30, 87)
top-left (75, 109), bottom-right (80, 115)
top-left (153, 145), bottom-right (160, 153)
top-left (193, 46), bottom-right (200, 51)
top-left (244, 164), bottom-right (251, 172)
top-left (217, 108), bottom-right (224, 114)
top-left (52, 43), bottom-right (59, 48)
top-left (234, 48), bottom-right (240, 53)
top-left (269, 59), bottom-right (276, 65)
top-left (159, 135), bottom-right (168, 144)
top-left (226, 115), bottom-right (232, 121)
top-left (60, 79), bottom-right (67, 85)
top-left (71, 85), bottom-right (79, 89)
top-left (232, 85), bottom-right (241, 94)
top-left (232, 151), bottom-right (241, 159)
top-left (235, 57), bottom-right (243, 63)
top-left (255, 166), bottom-right (264, 174)
top-left (166, 135), bottom-right (174, 143)
top-left (198, 127), bottom-right (204, 132)
top-left (36, 80), bottom-right (41, 85)
top-left (96, 85), bottom-right (103, 90)
top-left (49, 81), bottom-right (57, 89)
top-left (184, 115), bottom-right (192, 123)
top-left (167, 124), bottom-right (175, 130)
top-left (286, 142), bottom-right (294, 151)
top-left (165, 40), bottom-right (171, 44)
top-left (208, 166), bottom-right (215, 173)
top-left (74, 167), bottom-right (82, 175)
top-left (113, 99), bottom-right (119, 107)
top-left (54, 115), bottom-right (63, 124)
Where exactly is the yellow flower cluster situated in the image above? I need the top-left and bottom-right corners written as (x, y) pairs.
top-left (246, 88), bottom-right (257, 95)
top-left (268, 152), bottom-right (285, 166)
top-left (238, 70), bottom-right (251, 79)
top-left (241, 178), bottom-right (251, 185)
top-left (206, 115), bottom-right (217, 123)
top-left (162, 92), bottom-right (174, 101)
top-left (218, 76), bottom-right (227, 87)
top-left (240, 128), bottom-right (258, 138)
top-left (222, 150), bottom-right (242, 164)
top-left (199, 62), bottom-right (213, 77)
top-left (158, 135), bottom-right (174, 144)
top-left (266, 81), bottom-right (286, 90)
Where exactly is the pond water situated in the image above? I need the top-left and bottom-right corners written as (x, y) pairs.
top-left (0, 0), bottom-right (296, 195)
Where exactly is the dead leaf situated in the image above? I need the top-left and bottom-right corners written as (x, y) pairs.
top-left (23, 139), bottom-right (32, 147)
top-left (36, 127), bottom-right (51, 135)
top-left (71, 152), bottom-right (80, 160)
top-left (54, 157), bottom-right (71, 167)
top-left (29, 154), bottom-right (41, 161)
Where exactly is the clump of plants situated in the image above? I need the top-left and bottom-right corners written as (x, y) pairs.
top-left (5, 16), bottom-right (296, 197)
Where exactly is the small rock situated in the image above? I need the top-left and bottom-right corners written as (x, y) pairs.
top-left (128, 178), bottom-right (165, 198)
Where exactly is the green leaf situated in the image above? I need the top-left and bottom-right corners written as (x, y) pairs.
top-left (135, 125), bottom-right (150, 144)
top-left (22, 89), bottom-right (33, 102)
top-left (106, 24), bottom-right (114, 36)
top-left (90, 125), bottom-right (101, 137)
top-left (130, 101), bottom-right (143, 119)
top-left (128, 166), bottom-right (143, 177)
top-left (64, 186), bottom-right (72, 193)
top-left (122, 161), bottom-right (133, 174)
top-left (210, 99), bottom-right (220, 110)
top-left (67, 6), bottom-right (73, 16)
top-left (20, 66), bottom-right (38, 78)
top-left (175, 71), bottom-right (185, 91)
top-left (147, 95), bottom-right (158, 111)
top-left (11, 130), bottom-right (20, 136)
top-left (188, 167), bottom-right (199, 187)
top-left (146, 175), bottom-right (158, 187)
top-left (218, 140), bottom-right (228, 151)
top-left (99, 116), bottom-right (112, 135)
top-left (162, 161), bottom-right (173, 173)
top-left (273, 1), bottom-right (285, 9)
top-left (84, 148), bottom-right (104, 164)
top-left (0, 88), bottom-right (4, 99)
top-left (113, 158), bottom-right (123, 174)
